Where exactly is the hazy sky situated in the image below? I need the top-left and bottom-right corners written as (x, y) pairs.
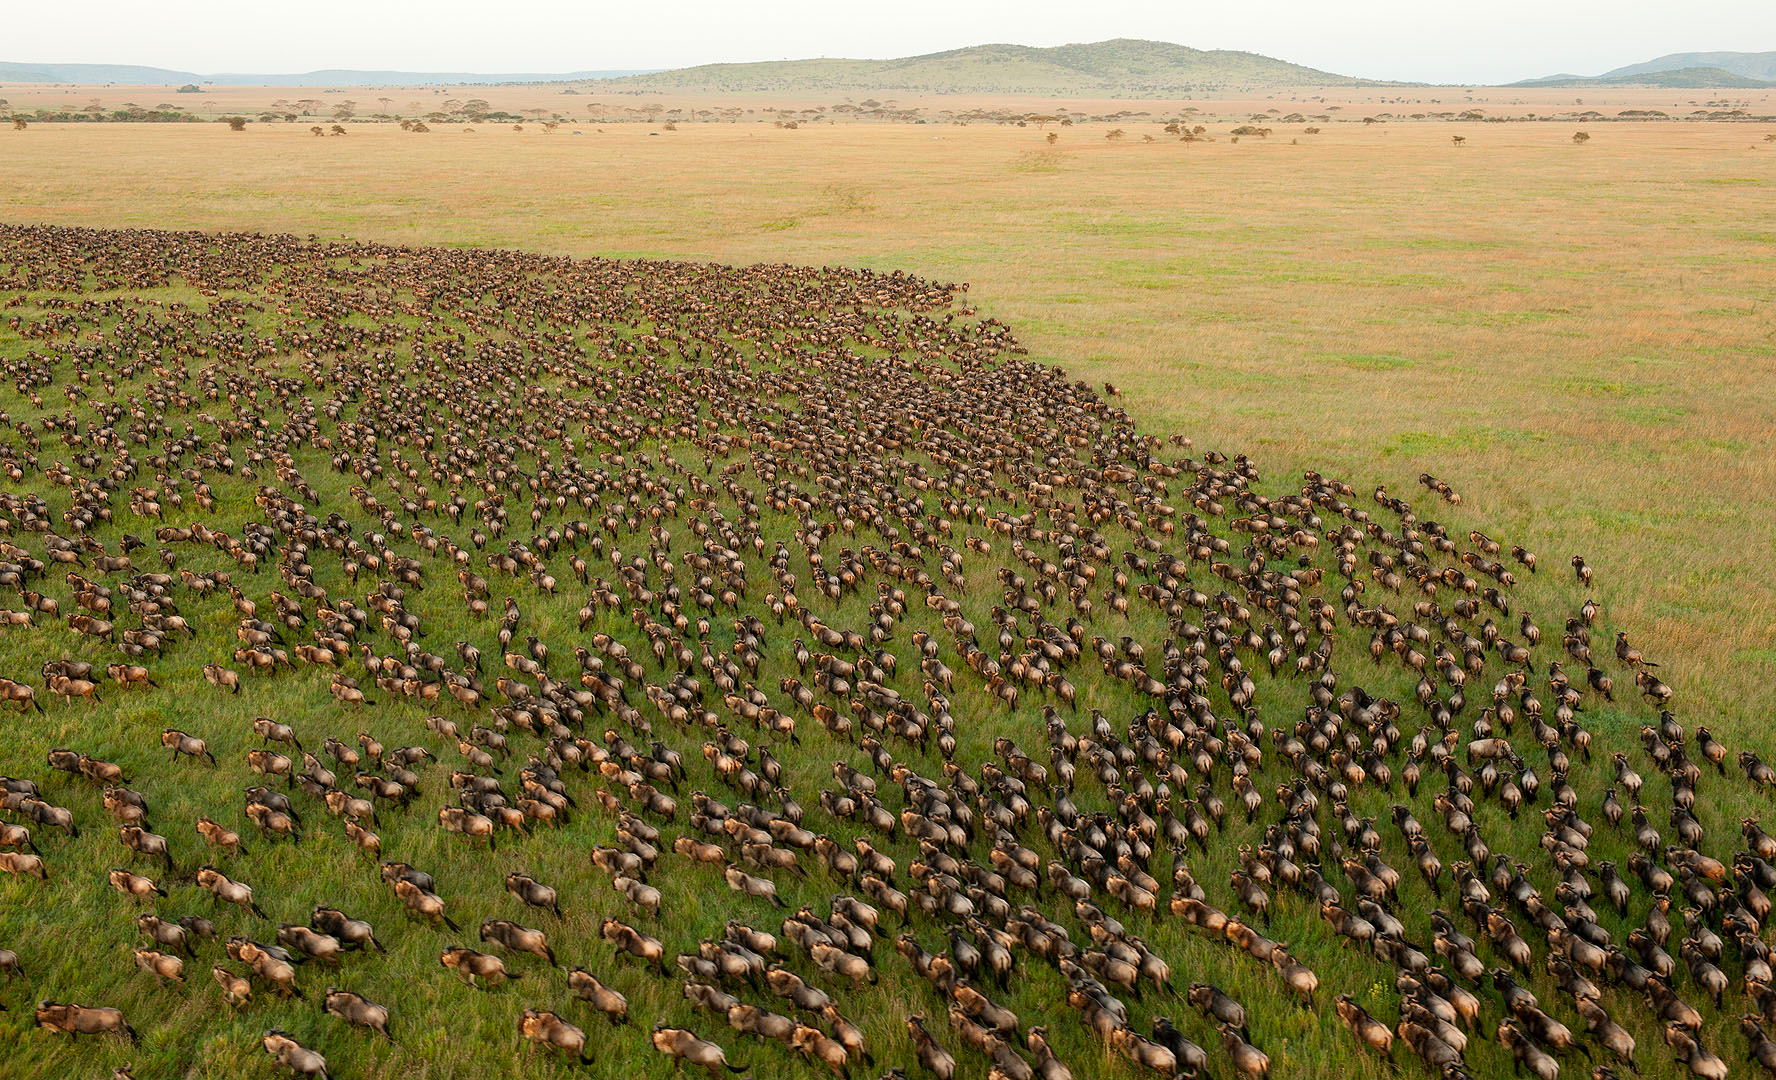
top-left (11, 0), bottom-right (1774, 84)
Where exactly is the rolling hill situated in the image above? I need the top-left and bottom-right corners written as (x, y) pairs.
top-left (1602, 50), bottom-right (1776, 81)
top-left (600, 38), bottom-right (1388, 95)
top-left (0, 61), bottom-right (653, 86)
top-left (1509, 65), bottom-right (1773, 89)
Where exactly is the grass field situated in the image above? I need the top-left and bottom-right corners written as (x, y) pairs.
top-left (0, 113), bottom-right (1771, 1080)
top-left (3, 116), bottom-right (1772, 731)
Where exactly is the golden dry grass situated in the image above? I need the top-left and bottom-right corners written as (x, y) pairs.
top-left (1, 114), bottom-right (1772, 737)
top-left (4, 78), bottom-right (1774, 121)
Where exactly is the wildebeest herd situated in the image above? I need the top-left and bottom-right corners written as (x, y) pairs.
top-left (0, 223), bottom-right (1757, 1080)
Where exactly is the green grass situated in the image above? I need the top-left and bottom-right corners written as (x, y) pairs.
top-left (0, 222), bottom-right (1756, 1080)
top-left (0, 116), bottom-right (1770, 1080)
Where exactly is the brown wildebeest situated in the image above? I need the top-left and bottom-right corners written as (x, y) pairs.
top-left (196, 866), bottom-right (266, 917)
top-left (107, 867), bottom-right (161, 898)
top-left (440, 946), bottom-right (518, 987)
top-left (393, 879), bottom-right (460, 931)
top-left (789, 1022), bottom-right (852, 1076)
top-left (213, 965), bottom-right (252, 1007)
top-left (603, 917), bottom-right (670, 973)
top-left (253, 717), bottom-right (302, 750)
top-left (1335, 995), bottom-right (1393, 1058)
top-left (343, 818), bottom-right (380, 858)
top-left (725, 865), bottom-right (785, 907)
top-left (228, 938), bottom-right (301, 998)
top-left (0, 678), bottom-right (40, 712)
top-left (137, 914), bottom-right (193, 956)
top-left (196, 817), bottom-right (248, 857)
top-left (103, 789), bottom-right (147, 827)
top-left (505, 872), bottom-right (563, 917)
top-left (0, 820), bottom-right (37, 854)
top-left (908, 1015), bottom-right (957, 1080)
top-left (247, 749), bottom-right (294, 787)
top-left (133, 947), bottom-right (184, 986)
top-left (46, 673), bottom-right (103, 704)
top-left (614, 873), bottom-right (661, 916)
top-left (312, 907), bottom-right (385, 953)
top-left (278, 924), bottom-right (345, 965)
top-left (35, 1000), bottom-right (137, 1042)
top-left (161, 728), bottom-right (215, 764)
top-left (568, 967), bottom-right (628, 1024)
top-left (324, 987), bottom-right (392, 1041)
top-left (202, 665), bottom-right (240, 694)
top-left (0, 850), bottom-right (48, 879)
top-left (521, 1009), bottom-right (594, 1065)
top-left (480, 918), bottom-right (556, 966)
top-left (107, 663), bottom-right (156, 689)
top-left (261, 1029), bottom-right (330, 1078)
top-left (118, 825), bottom-right (174, 870)
top-left (652, 1024), bottom-right (747, 1076)
top-left (438, 806), bottom-right (497, 849)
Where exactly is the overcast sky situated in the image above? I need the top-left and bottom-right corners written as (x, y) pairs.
top-left (10, 0), bottom-right (1774, 84)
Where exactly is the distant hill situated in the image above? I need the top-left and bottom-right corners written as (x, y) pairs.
top-left (603, 39), bottom-right (1388, 95)
top-left (0, 62), bottom-right (653, 86)
top-left (1602, 51), bottom-right (1776, 81)
top-left (1509, 65), bottom-right (1774, 89)
top-left (0, 62), bottom-right (200, 83)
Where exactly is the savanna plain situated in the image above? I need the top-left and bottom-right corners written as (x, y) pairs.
top-left (0, 104), bottom-right (1772, 1080)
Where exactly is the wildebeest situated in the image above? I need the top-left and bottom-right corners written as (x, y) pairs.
top-left (603, 917), bottom-right (669, 973)
top-left (324, 987), bottom-right (393, 1041)
top-left (505, 871), bottom-right (563, 917)
top-left (568, 966), bottom-right (629, 1024)
top-left (312, 907), bottom-right (385, 953)
top-left (652, 1024), bottom-right (747, 1076)
top-left (441, 946), bottom-right (519, 987)
top-left (481, 918), bottom-right (557, 966)
top-left (35, 1000), bottom-right (137, 1042)
top-left (160, 728), bottom-right (216, 764)
top-left (261, 1030), bottom-right (330, 1079)
top-left (520, 1009), bottom-right (593, 1064)
top-left (133, 947), bottom-right (184, 986)
top-left (196, 866), bottom-right (265, 916)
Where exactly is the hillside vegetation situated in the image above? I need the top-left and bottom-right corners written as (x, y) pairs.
top-left (1511, 66), bottom-right (1774, 89)
top-left (604, 38), bottom-right (1382, 95)
top-left (1602, 51), bottom-right (1776, 82)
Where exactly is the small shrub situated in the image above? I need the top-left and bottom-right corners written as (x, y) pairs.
top-left (223, 116), bottom-right (247, 132)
